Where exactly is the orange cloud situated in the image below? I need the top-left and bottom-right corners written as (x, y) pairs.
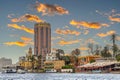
top-left (8, 24), bottom-right (34, 34)
top-left (97, 30), bottom-right (116, 37)
top-left (109, 16), bottom-right (120, 22)
top-left (84, 30), bottom-right (89, 35)
top-left (79, 46), bottom-right (89, 51)
top-left (4, 41), bottom-right (26, 47)
top-left (4, 36), bottom-right (33, 47)
top-left (35, 2), bottom-right (69, 16)
top-left (116, 36), bottom-right (120, 41)
top-left (10, 14), bottom-right (43, 23)
top-left (70, 20), bottom-right (109, 29)
top-left (21, 36), bottom-right (32, 42)
top-left (84, 38), bottom-right (98, 45)
top-left (55, 28), bottom-right (80, 36)
top-left (51, 36), bottom-right (62, 40)
top-left (58, 39), bottom-right (80, 46)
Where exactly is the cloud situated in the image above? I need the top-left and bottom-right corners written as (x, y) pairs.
top-left (55, 28), bottom-right (80, 36)
top-left (109, 16), bottom-right (120, 22)
top-left (8, 24), bottom-right (34, 34)
top-left (4, 36), bottom-right (33, 47)
top-left (51, 36), bottom-right (62, 40)
top-left (58, 39), bottom-right (80, 46)
top-left (21, 36), bottom-right (32, 42)
top-left (96, 9), bottom-right (120, 23)
top-left (97, 30), bottom-right (116, 37)
top-left (34, 2), bottom-right (69, 16)
top-left (79, 46), bottom-right (89, 51)
top-left (9, 14), bottom-right (43, 23)
top-left (84, 30), bottom-right (89, 35)
top-left (116, 36), bottom-right (120, 41)
top-left (4, 41), bottom-right (27, 47)
top-left (70, 20), bottom-right (109, 29)
top-left (84, 38), bottom-right (98, 45)
top-left (21, 36), bottom-right (34, 45)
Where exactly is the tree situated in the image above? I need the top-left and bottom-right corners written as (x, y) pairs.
top-left (90, 59), bottom-right (95, 63)
top-left (56, 49), bottom-right (64, 60)
top-left (61, 56), bottom-right (70, 65)
top-left (110, 33), bottom-right (118, 57)
top-left (88, 43), bottom-right (94, 55)
top-left (116, 54), bottom-right (120, 61)
top-left (71, 48), bottom-right (80, 66)
top-left (101, 45), bottom-right (112, 58)
top-left (74, 48), bottom-right (81, 56)
top-left (94, 45), bottom-right (101, 55)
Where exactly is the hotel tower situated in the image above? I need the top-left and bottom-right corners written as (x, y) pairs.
top-left (34, 22), bottom-right (51, 67)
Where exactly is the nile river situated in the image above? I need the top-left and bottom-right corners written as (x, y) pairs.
top-left (0, 73), bottom-right (120, 80)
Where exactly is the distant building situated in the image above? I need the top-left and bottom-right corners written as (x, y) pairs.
top-left (0, 57), bottom-right (12, 71)
top-left (28, 47), bottom-right (32, 57)
top-left (19, 56), bottom-right (26, 62)
top-left (78, 55), bottom-right (101, 65)
top-left (44, 60), bottom-right (65, 70)
top-left (61, 69), bottom-right (73, 73)
top-left (34, 22), bottom-right (51, 68)
top-left (46, 51), bottom-right (58, 61)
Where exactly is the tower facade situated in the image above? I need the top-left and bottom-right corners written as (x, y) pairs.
top-left (34, 22), bottom-right (51, 67)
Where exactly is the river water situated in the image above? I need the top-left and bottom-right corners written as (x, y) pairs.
top-left (0, 73), bottom-right (120, 80)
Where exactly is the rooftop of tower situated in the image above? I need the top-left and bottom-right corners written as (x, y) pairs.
top-left (34, 22), bottom-right (50, 27)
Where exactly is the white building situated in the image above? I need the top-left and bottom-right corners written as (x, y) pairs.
top-left (46, 51), bottom-right (58, 61)
top-left (19, 56), bottom-right (26, 62)
top-left (0, 57), bottom-right (12, 71)
top-left (61, 69), bottom-right (73, 73)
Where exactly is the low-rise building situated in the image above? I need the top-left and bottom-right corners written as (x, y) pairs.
top-left (78, 55), bottom-right (101, 65)
top-left (61, 69), bottom-right (73, 73)
top-left (46, 51), bottom-right (58, 61)
top-left (44, 60), bottom-right (65, 71)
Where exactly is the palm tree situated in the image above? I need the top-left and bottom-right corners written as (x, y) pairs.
top-left (110, 33), bottom-right (118, 57)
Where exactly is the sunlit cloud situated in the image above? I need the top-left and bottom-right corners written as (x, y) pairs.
top-left (116, 36), bottom-right (120, 41)
top-left (21, 36), bottom-right (32, 42)
top-left (21, 36), bottom-right (34, 45)
top-left (9, 14), bottom-right (43, 23)
top-left (4, 41), bottom-right (27, 47)
top-left (70, 20), bottom-right (109, 29)
top-left (84, 38), bottom-right (98, 45)
top-left (55, 28), bottom-right (80, 36)
top-left (9, 34), bottom-right (18, 37)
top-left (51, 36), bottom-right (62, 40)
top-left (34, 2), bottom-right (69, 16)
top-left (79, 46), bottom-right (89, 51)
top-left (97, 30), bottom-right (116, 37)
top-left (96, 9), bottom-right (120, 23)
top-left (84, 30), bottom-right (89, 35)
top-left (8, 24), bottom-right (34, 34)
top-left (58, 39), bottom-right (80, 46)
top-left (4, 36), bottom-right (33, 47)
top-left (109, 16), bottom-right (120, 22)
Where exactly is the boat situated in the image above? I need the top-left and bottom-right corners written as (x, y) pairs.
top-left (92, 70), bottom-right (102, 73)
top-left (45, 69), bottom-right (57, 73)
top-left (17, 69), bottom-right (26, 74)
top-left (2, 66), bottom-right (17, 73)
top-left (2, 69), bottom-right (17, 73)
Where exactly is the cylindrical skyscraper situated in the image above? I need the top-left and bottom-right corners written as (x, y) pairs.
top-left (34, 22), bottom-right (51, 67)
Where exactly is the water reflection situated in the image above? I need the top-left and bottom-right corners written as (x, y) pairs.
top-left (0, 73), bottom-right (120, 80)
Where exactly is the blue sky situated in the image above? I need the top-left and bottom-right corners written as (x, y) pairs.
top-left (0, 0), bottom-right (120, 63)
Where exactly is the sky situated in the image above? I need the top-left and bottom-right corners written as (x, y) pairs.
top-left (0, 0), bottom-right (120, 64)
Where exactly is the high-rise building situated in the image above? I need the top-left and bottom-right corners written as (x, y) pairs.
top-left (34, 22), bottom-right (51, 67)
top-left (0, 57), bottom-right (12, 71)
